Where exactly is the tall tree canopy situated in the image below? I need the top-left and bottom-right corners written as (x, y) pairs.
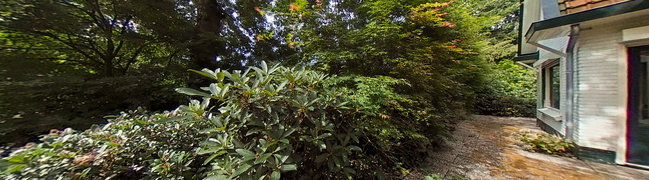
top-left (1, 0), bottom-right (152, 76)
top-left (0, 0), bottom-right (297, 76)
top-left (0, 0), bottom-right (526, 112)
top-left (253, 0), bottom-right (498, 111)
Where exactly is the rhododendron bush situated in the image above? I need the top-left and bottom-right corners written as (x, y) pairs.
top-left (1, 62), bottom-right (449, 179)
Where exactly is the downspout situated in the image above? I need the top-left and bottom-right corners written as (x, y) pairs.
top-left (517, 0), bottom-right (525, 56)
top-left (565, 24), bottom-right (580, 140)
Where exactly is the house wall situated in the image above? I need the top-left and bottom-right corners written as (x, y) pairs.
top-left (521, 0), bottom-right (541, 55)
top-left (575, 15), bottom-right (649, 153)
top-left (531, 0), bottom-right (570, 137)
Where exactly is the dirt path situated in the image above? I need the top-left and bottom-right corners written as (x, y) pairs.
top-left (406, 115), bottom-right (649, 180)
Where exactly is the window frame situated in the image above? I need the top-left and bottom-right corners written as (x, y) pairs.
top-left (543, 60), bottom-right (560, 110)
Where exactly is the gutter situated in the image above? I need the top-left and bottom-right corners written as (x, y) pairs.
top-left (565, 24), bottom-right (579, 140)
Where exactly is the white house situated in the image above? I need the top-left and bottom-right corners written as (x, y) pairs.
top-left (516, 0), bottom-right (649, 168)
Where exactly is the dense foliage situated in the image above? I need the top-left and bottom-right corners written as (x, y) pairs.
top-left (0, 108), bottom-right (208, 179)
top-left (0, 0), bottom-right (535, 178)
top-left (1, 63), bottom-right (450, 179)
top-left (475, 60), bottom-right (536, 117)
top-left (272, 0), bottom-right (493, 117)
top-left (462, 0), bottom-right (537, 117)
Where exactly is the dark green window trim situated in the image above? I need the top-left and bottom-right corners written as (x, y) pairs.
top-left (549, 64), bottom-right (560, 109)
top-left (542, 60), bottom-right (560, 109)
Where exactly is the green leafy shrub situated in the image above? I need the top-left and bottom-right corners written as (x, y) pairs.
top-left (0, 106), bottom-right (211, 179)
top-left (324, 75), bottom-right (451, 174)
top-left (475, 60), bottom-right (536, 117)
top-left (178, 62), bottom-right (367, 179)
top-left (1, 62), bottom-right (450, 179)
top-left (519, 132), bottom-right (575, 155)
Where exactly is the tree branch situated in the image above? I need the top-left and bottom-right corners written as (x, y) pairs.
top-left (122, 44), bottom-right (147, 74)
top-left (167, 50), bottom-right (180, 66)
top-left (34, 31), bottom-right (100, 65)
top-left (61, 1), bottom-right (104, 29)
top-left (70, 34), bottom-right (105, 60)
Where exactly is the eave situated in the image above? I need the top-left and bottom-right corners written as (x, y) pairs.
top-left (526, 0), bottom-right (649, 44)
top-left (513, 52), bottom-right (539, 63)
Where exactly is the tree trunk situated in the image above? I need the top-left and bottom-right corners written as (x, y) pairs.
top-left (104, 58), bottom-right (114, 77)
top-left (191, 0), bottom-right (226, 70)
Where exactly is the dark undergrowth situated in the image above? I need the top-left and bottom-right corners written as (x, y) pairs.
top-left (0, 56), bottom-right (185, 149)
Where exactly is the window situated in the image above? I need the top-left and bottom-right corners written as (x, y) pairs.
top-left (543, 61), bottom-right (560, 109)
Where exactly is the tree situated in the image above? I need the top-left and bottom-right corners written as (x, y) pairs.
top-left (462, 0), bottom-right (520, 61)
top-left (116, 0), bottom-right (298, 71)
top-left (265, 0), bottom-right (494, 107)
top-left (115, 0), bottom-right (226, 70)
top-left (1, 0), bottom-right (303, 76)
top-left (1, 0), bottom-right (153, 76)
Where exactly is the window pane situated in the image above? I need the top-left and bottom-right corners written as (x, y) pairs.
top-left (550, 65), bottom-right (560, 109)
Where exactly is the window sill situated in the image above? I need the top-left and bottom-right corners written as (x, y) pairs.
top-left (538, 108), bottom-right (562, 122)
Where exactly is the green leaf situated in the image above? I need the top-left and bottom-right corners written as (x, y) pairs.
top-left (220, 84), bottom-right (230, 98)
top-left (281, 128), bottom-right (296, 139)
top-left (202, 150), bottom-right (227, 165)
top-left (347, 145), bottom-right (362, 152)
top-left (80, 167), bottom-right (92, 178)
top-left (6, 154), bottom-right (25, 163)
top-left (276, 80), bottom-right (288, 92)
top-left (230, 163), bottom-right (252, 178)
top-left (246, 129), bottom-right (262, 136)
top-left (327, 158), bottom-right (334, 170)
top-left (270, 170), bottom-right (280, 180)
top-left (217, 72), bottom-right (225, 82)
top-left (254, 153), bottom-right (272, 164)
top-left (175, 88), bottom-right (211, 97)
top-left (273, 154), bottom-right (289, 164)
top-left (236, 149), bottom-right (255, 157)
top-left (280, 164), bottom-right (297, 171)
top-left (236, 149), bottom-right (256, 162)
top-left (317, 133), bottom-right (332, 139)
top-left (315, 140), bottom-right (326, 150)
top-left (135, 119), bottom-right (148, 125)
top-left (206, 174), bottom-right (229, 180)
top-left (343, 168), bottom-right (356, 175)
top-left (189, 69), bottom-right (218, 80)
top-left (152, 115), bottom-right (190, 124)
top-left (333, 157), bottom-right (341, 168)
top-left (261, 61), bottom-right (268, 73)
top-left (103, 115), bottom-right (119, 119)
top-left (5, 164), bottom-right (26, 174)
top-left (315, 154), bottom-right (328, 163)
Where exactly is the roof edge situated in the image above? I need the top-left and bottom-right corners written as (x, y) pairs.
top-left (513, 52), bottom-right (539, 62)
top-left (525, 0), bottom-right (649, 41)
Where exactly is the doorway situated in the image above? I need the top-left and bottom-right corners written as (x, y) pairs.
top-left (628, 45), bottom-right (649, 166)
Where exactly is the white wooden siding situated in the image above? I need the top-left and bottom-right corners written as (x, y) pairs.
top-left (560, 57), bottom-right (567, 135)
top-left (575, 16), bottom-right (649, 151)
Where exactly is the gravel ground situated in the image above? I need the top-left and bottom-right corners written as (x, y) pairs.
top-left (404, 115), bottom-right (649, 180)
